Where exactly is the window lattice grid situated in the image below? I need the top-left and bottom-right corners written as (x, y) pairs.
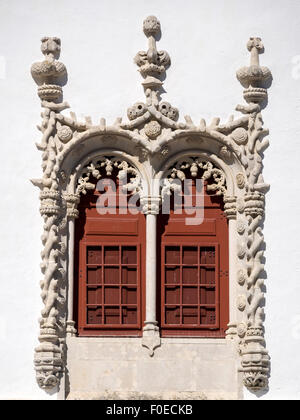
top-left (162, 245), bottom-right (219, 328)
top-left (85, 245), bottom-right (139, 327)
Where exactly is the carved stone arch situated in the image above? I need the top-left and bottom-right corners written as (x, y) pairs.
top-left (154, 147), bottom-right (242, 197)
top-left (62, 147), bottom-right (150, 335)
top-left (64, 148), bottom-right (150, 198)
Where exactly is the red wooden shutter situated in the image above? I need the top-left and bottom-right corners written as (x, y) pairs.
top-left (159, 180), bottom-right (229, 337)
top-left (75, 176), bottom-right (146, 336)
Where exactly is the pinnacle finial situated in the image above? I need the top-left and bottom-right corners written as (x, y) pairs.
top-left (143, 15), bottom-right (161, 37)
top-left (40, 37), bottom-right (61, 60)
top-left (31, 37), bottom-right (67, 102)
top-left (236, 37), bottom-right (272, 104)
top-left (134, 16), bottom-right (170, 106)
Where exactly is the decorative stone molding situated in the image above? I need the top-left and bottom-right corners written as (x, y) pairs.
top-left (75, 157), bottom-right (143, 197)
top-left (140, 196), bottom-right (161, 215)
top-left (31, 17), bottom-right (272, 394)
top-left (161, 158), bottom-right (227, 198)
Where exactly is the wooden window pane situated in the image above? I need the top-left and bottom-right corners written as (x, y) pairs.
top-left (87, 286), bottom-right (102, 305)
top-left (182, 266), bottom-right (198, 284)
top-left (200, 247), bottom-right (215, 264)
top-left (104, 246), bottom-right (119, 264)
top-left (200, 287), bottom-right (215, 304)
top-left (165, 246), bottom-right (180, 264)
top-left (165, 266), bottom-right (180, 284)
top-left (122, 246), bottom-right (137, 264)
top-left (104, 287), bottom-right (119, 304)
top-left (200, 267), bottom-right (215, 285)
top-left (121, 267), bottom-right (137, 284)
top-left (165, 286), bottom-right (180, 305)
top-left (165, 306), bottom-right (180, 324)
top-left (122, 287), bottom-right (137, 304)
top-left (200, 307), bottom-right (216, 325)
top-left (122, 307), bottom-right (137, 325)
top-left (87, 307), bottom-right (102, 324)
top-left (87, 246), bottom-right (102, 264)
top-left (87, 267), bottom-right (102, 284)
top-left (182, 246), bottom-right (197, 264)
top-left (104, 307), bottom-right (120, 324)
top-left (104, 267), bottom-right (119, 284)
top-left (182, 287), bottom-right (198, 304)
top-left (182, 307), bottom-right (198, 325)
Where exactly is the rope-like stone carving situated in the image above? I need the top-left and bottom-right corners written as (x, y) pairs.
top-left (234, 38), bottom-right (272, 391)
top-left (31, 20), bottom-right (272, 394)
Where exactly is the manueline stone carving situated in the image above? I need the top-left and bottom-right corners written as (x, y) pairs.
top-left (162, 158), bottom-right (227, 198)
top-left (31, 17), bottom-right (272, 394)
top-left (76, 157), bottom-right (143, 197)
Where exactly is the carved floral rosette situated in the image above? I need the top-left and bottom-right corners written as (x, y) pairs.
top-left (31, 21), bottom-right (272, 394)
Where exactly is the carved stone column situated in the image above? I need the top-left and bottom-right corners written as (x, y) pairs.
top-left (31, 37), bottom-right (69, 389)
top-left (140, 196), bottom-right (161, 356)
top-left (64, 193), bottom-right (80, 337)
top-left (235, 37), bottom-right (272, 392)
top-left (224, 196), bottom-right (238, 339)
top-left (34, 190), bottom-right (64, 389)
top-left (240, 193), bottom-right (269, 390)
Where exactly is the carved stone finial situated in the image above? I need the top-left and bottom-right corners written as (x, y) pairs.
top-left (134, 16), bottom-right (170, 106)
top-left (143, 15), bottom-right (161, 37)
top-left (40, 36), bottom-right (61, 60)
top-left (31, 37), bottom-right (67, 101)
top-left (236, 37), bottom-right (272, 104)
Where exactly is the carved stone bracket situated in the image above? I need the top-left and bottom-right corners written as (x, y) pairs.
top-left (31, 18), bottom-right (272, 394)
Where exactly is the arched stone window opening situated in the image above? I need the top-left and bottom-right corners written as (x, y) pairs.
top-left (31, 16), bottom-right (272, 398)
top-left (73, 158), bottom-right (146, 336)
top-left (157, 159), bottom-right (229, 337)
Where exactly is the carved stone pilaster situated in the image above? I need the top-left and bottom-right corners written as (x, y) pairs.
top-left (33, 190), bottom-right (64, 389)
top-left (238, 192), bottom-right (269, 391)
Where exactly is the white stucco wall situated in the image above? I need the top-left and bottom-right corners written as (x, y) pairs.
top-left (0, 0), bottom-right (299, 400)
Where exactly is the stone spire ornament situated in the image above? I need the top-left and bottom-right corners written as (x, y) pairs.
top-left (31, 37), bottom-right (67, 102)
top-left (135, 15), bottom-right (170, 106)
top-left (236, 37), bottom-right (272, 104)
top-left (124, 16), bottom-right (179, 141)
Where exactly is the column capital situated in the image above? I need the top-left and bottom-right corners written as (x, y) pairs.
top-left (140, 195), bottom-right (161, 215)
top-left (224, 195), bottom-right (237, 220)
top-left (64, 193), bottom-right (80, 219)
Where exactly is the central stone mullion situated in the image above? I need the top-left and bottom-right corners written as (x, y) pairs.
top-left (140, 196), bottom-right (161, 356)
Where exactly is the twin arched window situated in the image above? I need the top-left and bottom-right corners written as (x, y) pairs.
top-left (74, 164), bottom-right (229, 337)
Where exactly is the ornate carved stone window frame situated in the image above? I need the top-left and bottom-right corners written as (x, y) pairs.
top-left (31, 17), bottom-right (272, 394)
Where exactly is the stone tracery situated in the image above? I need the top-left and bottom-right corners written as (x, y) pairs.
top-left (31, 16), bottom-right (272, 394)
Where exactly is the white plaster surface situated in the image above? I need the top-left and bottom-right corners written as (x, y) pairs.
top-left (0, 0), bottom-right (300, 399)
